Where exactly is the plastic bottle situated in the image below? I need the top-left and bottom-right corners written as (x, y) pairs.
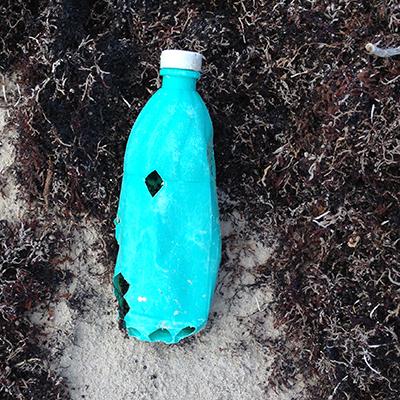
top-left (113, 50), bottom-right (221, 344)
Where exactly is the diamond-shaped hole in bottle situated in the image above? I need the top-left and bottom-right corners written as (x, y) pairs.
top-left (145, 170), bottom-right (164, 197)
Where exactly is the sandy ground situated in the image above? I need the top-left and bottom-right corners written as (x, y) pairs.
top-left (1, 76), bottom-right (304, 400)
top-left (0, 81), bottom-right (23, 222)
top-left (35, 218), bottom-right (294, 400)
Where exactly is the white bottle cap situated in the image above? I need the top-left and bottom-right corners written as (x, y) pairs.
top-left (160, 50), bottom-right (203, 72)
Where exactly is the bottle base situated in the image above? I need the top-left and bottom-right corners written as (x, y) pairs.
top-left (123, 320), bottom-right (205, 344)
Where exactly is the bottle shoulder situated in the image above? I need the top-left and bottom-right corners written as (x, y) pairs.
top-left (131, 88), bottom-right (212, 143)
top-left (139, 88), bottom-right (211, 124)
top-left (124, 88), bottom-right (214, 181)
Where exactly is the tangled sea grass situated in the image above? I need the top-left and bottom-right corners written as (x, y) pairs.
top-left (1, 1), bottom-right (399, 399)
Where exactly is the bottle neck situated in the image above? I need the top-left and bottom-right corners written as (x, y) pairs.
top-left (160, 68), bottom-right (200, 91)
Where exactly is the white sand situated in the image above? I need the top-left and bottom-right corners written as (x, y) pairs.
top-left (0, 79), bottom-right (24, 221)
top-left (2, 76), bottom-right (305, 400)
top-left (33, 214), bottom-right (304, 400)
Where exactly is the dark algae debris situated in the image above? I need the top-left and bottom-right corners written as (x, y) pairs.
top-left (0, 220), bottom-right (69, 399)
top-left (1, 1), bottom-right (400, 399)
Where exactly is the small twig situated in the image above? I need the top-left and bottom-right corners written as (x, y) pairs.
top-left (363, 354), bottom-right (381, 375)
top-left (14, 83), bottom-right (22, 107)
top-left (382, 75), bottom-right (400, 85)
top-left (388, 269), bottom-right (400, 286)
top-left (369, 303), bottom-right (381, 319)
top-left (328, 375), bottom-right (348, 400)
top-left (365, 43), bottom-right (400, 58)
top-left (121, 96), bottom-right (131, 108)
top-left (254, 296), bottom-right (261, 312)
top-left (260, 165), bottom-right (271, 187)
top-left (2, 84), bottom-right (8, 104)
top-left (43, 159), bottom-right (54, 211)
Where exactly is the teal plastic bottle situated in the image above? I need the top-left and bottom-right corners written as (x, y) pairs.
top-left (113, 50), bottom-right (221, 344)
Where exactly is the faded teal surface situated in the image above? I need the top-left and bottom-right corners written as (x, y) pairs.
top-left (114, 67), bottom-right (221, 344)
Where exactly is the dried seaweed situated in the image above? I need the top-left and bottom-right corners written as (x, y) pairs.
top-left (0, 220), bottom-right (69, 399)
top-left (1, 0), bottom-right (400, 399)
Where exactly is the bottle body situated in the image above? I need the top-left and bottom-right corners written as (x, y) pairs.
top-left (113, 68), bottom-right (221, 344)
